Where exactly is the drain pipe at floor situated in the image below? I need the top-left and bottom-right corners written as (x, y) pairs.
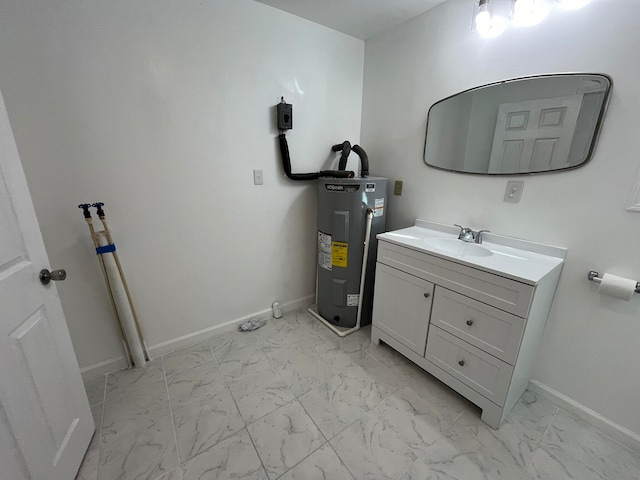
top-left (309, 208), bottom-right (374, 337)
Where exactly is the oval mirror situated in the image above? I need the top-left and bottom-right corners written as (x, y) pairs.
top-left (423, 73), bottom-right (612, 175)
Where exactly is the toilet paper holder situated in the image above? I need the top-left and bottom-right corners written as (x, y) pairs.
top-left (587, 271), bottom-right (640, 293)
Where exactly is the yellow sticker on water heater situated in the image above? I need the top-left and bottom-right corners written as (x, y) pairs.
top-left (331, 242), bottom-right (348, 268)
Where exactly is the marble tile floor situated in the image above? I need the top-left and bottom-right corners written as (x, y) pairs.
top-left (78, 308), bottom-right (640, 480)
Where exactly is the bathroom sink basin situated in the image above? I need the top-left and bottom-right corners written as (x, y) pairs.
top-left (377, 220), bottom-right (567, 284)
top-left (423, 238), bottom-right (493, 257)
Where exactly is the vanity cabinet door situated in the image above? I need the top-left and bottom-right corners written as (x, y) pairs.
top-left (372, 263), bottom-right (434, 356)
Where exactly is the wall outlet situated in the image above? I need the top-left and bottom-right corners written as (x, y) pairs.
top-left (394, 180), bottom-right (404, 196)
top-left (504, 180), bottom-right (524, 203)
top-left (253, 169), bottom-right (263, 185)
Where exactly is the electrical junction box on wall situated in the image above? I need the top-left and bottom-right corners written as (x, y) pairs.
top-left (277, 101), bottom-right (293, 130)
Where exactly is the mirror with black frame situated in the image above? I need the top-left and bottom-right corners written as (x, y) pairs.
top-left (423, 73), bottom-right (612, 175)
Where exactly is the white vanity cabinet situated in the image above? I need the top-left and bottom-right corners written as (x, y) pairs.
top-left (371, 220), bottom-right (565, 428)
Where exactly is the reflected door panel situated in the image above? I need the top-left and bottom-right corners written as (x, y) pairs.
top-left (488, 95), bottom-right (582, 173)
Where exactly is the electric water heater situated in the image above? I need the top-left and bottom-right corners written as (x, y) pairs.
top-left (316, 177), bottom-right (388, 328)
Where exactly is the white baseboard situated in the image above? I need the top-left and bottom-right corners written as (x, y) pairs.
top-left (528, 380), bottom-right (640, 454)
top-left (79, 295), bottom-right (315, 381)
top-left (80, 356), bottom-right (128, 381)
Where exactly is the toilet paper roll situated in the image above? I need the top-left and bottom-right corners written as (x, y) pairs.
top-left (598, 273), bottom-right (637, 301)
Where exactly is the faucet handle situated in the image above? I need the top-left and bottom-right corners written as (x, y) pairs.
top-left (454, 224), bottom-right (468, 235)
top-left (475, 230), bottom-right (491, 244)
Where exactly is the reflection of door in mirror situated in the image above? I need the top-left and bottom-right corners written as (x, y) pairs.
top-left (488, 95), bottom-right (582, 173)
top-left (423, 73), bottom-right (612, 175)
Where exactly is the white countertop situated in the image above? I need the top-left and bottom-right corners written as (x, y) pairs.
top-left (377, 220), bottom-right (566, 285)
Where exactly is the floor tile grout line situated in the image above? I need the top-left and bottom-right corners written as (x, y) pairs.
top-left (271, 441), bottom-right (329, 480)
top-left (212, 340), bottom-right (297, 440)
top-left (257, 337), bottom-right (320, 403)
top-left (299, 381), bottom-right (368, 444)
top-left (242, 396), bottom-right (299, 437)
top-left (103, 361), bottom-right (166, 402)
top-left (244, 425), bottom-right (271, 479)
top-left (327, 442), bottom-right (358, 480)
top-left (297, 396), bottom-right (330, 444)
top-left (527, 405), bottom-right (560, 466)
top-left (100, 373), bottom-right (108, 405)
top-left (246, 397), bottom-right (328, 479)
top-left (161, 344), bottom-right (216, 378)
top-left (164, 357), bottom-right (219, 386)
top-left (169, 385), bottom-right (246, 467)
top-left (94, 374), bottom-right (108, 479)
top-left (97, 373), bottom-right (107, 435)
top-left (162, 354), bottom-right (182, 471)
top-left (292, 339), bottom-right (410, 440)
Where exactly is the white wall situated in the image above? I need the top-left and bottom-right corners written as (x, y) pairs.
top-left (362, 0), bottom-right (640, 435)
top-left (0, 0), bottom-right (364, 371)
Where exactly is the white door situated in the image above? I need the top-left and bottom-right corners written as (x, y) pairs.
top-left (488, 94), bottom-right (583, 173)
top-left (0, 92), bottom-right (94, 479)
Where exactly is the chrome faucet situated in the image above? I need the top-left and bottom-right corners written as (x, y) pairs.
top-left (454, 224), bottom-right (491, 244)
top-left (454, 224), bottom-right (475, 242)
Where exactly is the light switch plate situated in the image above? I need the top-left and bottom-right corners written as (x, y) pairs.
top-left (504, 181), bottom-right (524, 203)
top-left (253, 169), bottom-right (263, 185)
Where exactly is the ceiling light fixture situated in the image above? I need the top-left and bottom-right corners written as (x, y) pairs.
top-left (475, 0), bottom-right (492, 34)
top-left (474, 0), bottom-right (506, 37)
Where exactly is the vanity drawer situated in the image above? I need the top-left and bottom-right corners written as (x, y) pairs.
top-left (431, 287), bottom-right (525, 365)
top-left (425, 326), bottom-right (512, 406)
top-left (378, 241), bottom-right (534, 318)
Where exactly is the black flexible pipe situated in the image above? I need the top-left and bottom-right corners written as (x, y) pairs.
top-left (352, 144), bottom-right (369, 177)
top-left (278, 134), bottom-right (354, 181)
top-left (331, 141), bottom-right (349, 152)
top-left (332, 141), bottom-right (352, 171)
top-left (320, 169), bottom-right (354, 178)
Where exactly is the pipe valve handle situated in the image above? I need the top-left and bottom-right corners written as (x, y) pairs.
top-left (78, 204), bottom-right (92, 218)
top-left (92, 202), bottom-right (105, 217)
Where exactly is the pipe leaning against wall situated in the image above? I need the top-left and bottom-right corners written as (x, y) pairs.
top-left (96, 232), bottom-right (146, 368)
top-left (78, 203), bottom-right (147, 368)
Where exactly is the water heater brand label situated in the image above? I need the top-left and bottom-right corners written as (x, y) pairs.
top-left (331, 241), bottom-right (348, 268)
top-left (374, 198), bottom-right (385, 217)
top-left (318, 231), bottom-right (332, 271)
top-left (325, 184), bottom-right (360, 193)
top-left (347, 294), bottom-right (359, 307)
top-left (365, 183), bottom-right (375, 192)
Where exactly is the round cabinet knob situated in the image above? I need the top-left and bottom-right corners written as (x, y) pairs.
top-left (466, 319), bottom-right (474, 326)
top-left (458, 360), bottom-right (465, 367)
top-left (424, 292), bottom-right (430, 298)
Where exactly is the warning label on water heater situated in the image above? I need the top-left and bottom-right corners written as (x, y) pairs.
top-left (347, 294), bottom-right (359, 307)
top-left (318, 231), bottom-right (332, 271)
top-left (374, 198), bottom-right (385, 217)
top-left (331, 242), bottom-right (348, 268)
